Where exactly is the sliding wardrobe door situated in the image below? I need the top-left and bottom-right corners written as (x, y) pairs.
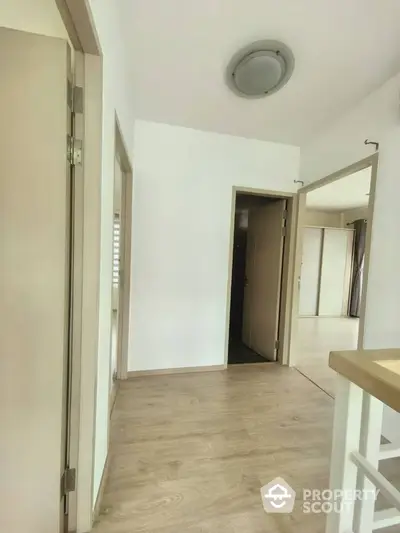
top-left (299, 227), bottom-right (323, 316)
top-left (319, 229), bottom-right (354, 317)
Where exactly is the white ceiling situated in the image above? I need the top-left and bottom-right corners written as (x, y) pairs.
top-left (117, 0), bottom-right (400, 145)
top-left (306, 168), bottom-right (371, 211)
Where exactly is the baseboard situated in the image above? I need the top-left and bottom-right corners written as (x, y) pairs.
top-left (127, 364), bottom-right (227, 378)
top-left (299, 315), bottom-right (356, 319)
top-left (228, 361), bottom-right (275, 368)
top-left (93, 453), bottom-right (110, 524)
top-left (109, 380), bottom-right (118, 419)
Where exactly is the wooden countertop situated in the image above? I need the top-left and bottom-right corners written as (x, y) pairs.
top-left (329, 349), bottom-right (400, 413)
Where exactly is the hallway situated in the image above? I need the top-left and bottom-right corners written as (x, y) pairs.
top-left (93, 366), bottom-right (332, 533)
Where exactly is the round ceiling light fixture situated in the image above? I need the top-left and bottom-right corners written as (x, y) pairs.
top-left (226, 40), bottom-right (295, 98)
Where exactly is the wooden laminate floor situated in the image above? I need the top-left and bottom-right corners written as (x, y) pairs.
top-left (93, 365), bottom-right (333, 533)
top-left (295, 317), bottom-right (359, 397)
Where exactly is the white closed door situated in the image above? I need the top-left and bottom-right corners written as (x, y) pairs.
top-left (299, 228), bottom-right (323, 316)
top-left (0, 28), bottom-right (71, 533)
top-left (319, 229), bottom-right (352, 316)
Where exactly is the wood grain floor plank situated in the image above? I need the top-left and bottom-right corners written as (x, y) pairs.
top-left (93, 365), bottom-right (332, 533)
top-left (295, 317), bottom-right (359, 397)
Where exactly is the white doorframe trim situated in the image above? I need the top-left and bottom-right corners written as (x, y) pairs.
top-left (53, 1), bottom-right (103, 531)
top-left (77, 53), bottom-right (102, 533)
top-left (55, 0), bottom-right (101, 54)
top-left (114, 114), bottom-right (133, 382)
top-left (106, 114), bottom-right (133, 421)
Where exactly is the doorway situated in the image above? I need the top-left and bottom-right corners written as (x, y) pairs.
top-left (109, 118), bottom-right (133, 399)
top-left (294, 156), bottom-right (377, 396)
top-left (227, 191), bottom-right (292, 365)
top-left (110, 153), bottom-right (123, 404)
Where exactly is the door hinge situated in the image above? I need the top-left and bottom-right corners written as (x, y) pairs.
top-left (73, 86), bottom-right (83, 114)
top-left (275, 340), bottom-right (280, 350)
top-left (281, 226), bottom-right (287, 237)
top-left (67, 136), bottom-right (83, 166)
top-left (61, 467), bottom-right (76, 496)
top-left (68, 81), bottom-right (83, 113)
top-left (283, 209), bottom-right (288, 219)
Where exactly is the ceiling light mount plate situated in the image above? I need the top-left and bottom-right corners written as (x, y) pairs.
top-left (226, 40), bottom-right (295, 99)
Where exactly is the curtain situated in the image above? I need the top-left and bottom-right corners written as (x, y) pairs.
top-left (349, 219), bottom-right (367, 317)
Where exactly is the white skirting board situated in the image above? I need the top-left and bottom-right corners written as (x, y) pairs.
top-left (127, 364), bottom-right (227, 378)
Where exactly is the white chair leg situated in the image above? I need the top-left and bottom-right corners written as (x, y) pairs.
top-left (354, 393), bottom-right (383, 533)
top-left (326, 374), bottom-right (363, 533)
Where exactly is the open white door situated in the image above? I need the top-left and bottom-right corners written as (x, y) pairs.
top-left (0, 28), bottom-right (72, 533)
top-left (242, 200), bottom-right (286, 361)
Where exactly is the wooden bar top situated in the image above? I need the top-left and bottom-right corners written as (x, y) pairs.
top-left (329, 349), bottom-right (400, 412)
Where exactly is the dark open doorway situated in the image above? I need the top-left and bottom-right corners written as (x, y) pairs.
top-left (228, 192), bottom-right (287, 365)
top-left (228, 205), bottom-right (265, 364)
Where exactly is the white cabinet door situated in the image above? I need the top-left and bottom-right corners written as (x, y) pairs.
top-left (299, 228), bottom-right (323, 316)
top-left (319, 229), bottom-right (353, 316)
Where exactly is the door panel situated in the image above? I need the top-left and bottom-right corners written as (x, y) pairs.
top-left (319, 229), bottom-right (351, 316)
top-left (299, 227), bottom-right (323, 316)
top-left (242, 200), bottom-right (286, 360)
top-left (0, 28), bottom-right (71, 533)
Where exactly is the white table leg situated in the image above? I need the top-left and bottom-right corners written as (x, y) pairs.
top-left (354, 393), bottom-right (383, 533)
top-left (326, 374), bottom-right (363, 533)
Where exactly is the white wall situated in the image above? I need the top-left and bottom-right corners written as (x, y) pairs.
top-left (341, 206), bottom-right (369, 226)
top-left (129, 121), bottom-right (300, 371)
top-left (0, 0), bottom-right (69, 40)
top-left (301, 73), bottom-right (400, 183)
top-left (301, 72), bottom-right (400, 443)
top-left (85, 1), bottom-right (135, 504)
top-left (304, 209), bottom-right (343, 228)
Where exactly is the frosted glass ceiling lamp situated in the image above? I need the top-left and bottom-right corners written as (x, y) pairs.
top-left (226, 40), bottom-right (295, 98)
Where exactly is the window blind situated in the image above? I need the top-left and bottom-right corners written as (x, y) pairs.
top-left (112, 215), bottom-right (120, 287)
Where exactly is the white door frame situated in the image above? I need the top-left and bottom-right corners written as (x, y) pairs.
top-left (113, 116), bottom-right (133, 383)
top-left (52, 1), bottom-right (106, 532)
top-left (76, 51), bottom-right (102, 532)
top-left (57, 8), bottom-right (134, 530)
top-left (107, 116), bottom-right (133, 417)
top-left (289, 153), bottom-right (378, 367)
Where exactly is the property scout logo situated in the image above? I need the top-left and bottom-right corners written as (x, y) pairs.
top-left (260, 477), bottom-right (378, 514)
